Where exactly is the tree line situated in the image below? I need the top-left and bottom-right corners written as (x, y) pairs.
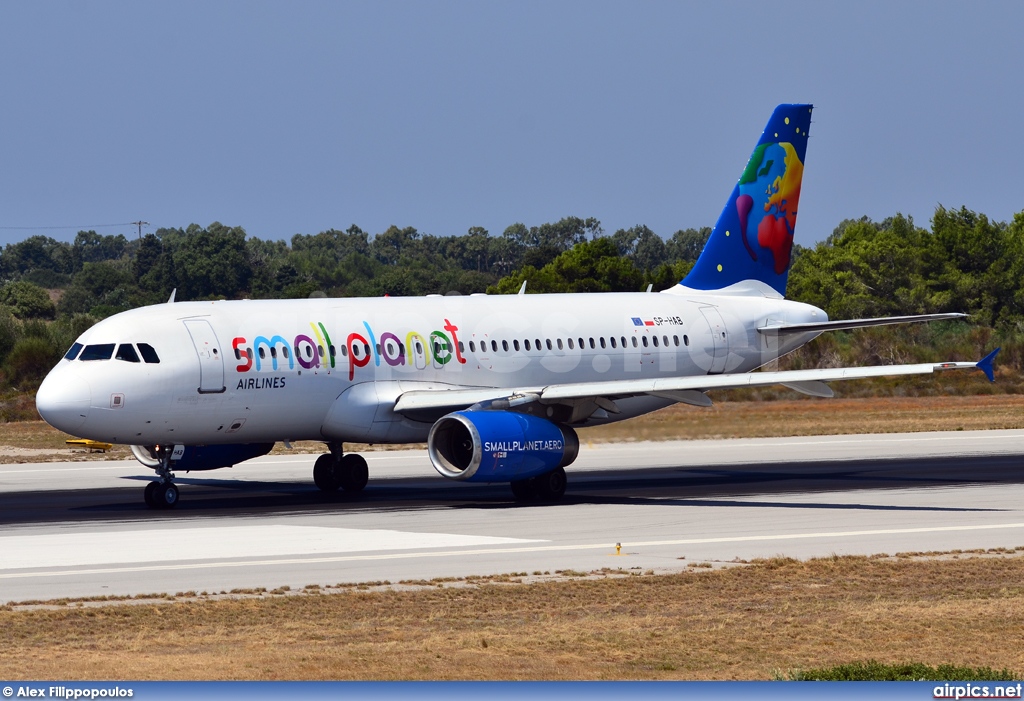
top-left (0, 205), bottom-right (1021, 396)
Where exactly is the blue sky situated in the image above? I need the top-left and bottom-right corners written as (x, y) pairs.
top-left (1, 1), bottom-right (1022, 247)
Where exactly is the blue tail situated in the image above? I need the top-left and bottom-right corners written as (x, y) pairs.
top-left (683, 104), bottom-right (813, 296)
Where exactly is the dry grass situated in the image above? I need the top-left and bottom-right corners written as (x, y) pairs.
top-left (4, 393), bottom-right (1024, 463)
top-left (577, 394), bottom-right (1024, 443)
top-left (2, 554), bottom-right (1023, 680)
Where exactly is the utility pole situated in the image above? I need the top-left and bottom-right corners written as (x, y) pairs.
top-left (131, 220), bottom-right (149, 239)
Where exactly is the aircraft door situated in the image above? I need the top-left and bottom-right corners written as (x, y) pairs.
top-left (699, 306), bottom-right (728, 375)
top-left (183, 319), bottom-right (226, 393)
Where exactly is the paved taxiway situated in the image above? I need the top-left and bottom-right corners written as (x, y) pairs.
top-left (2, 429), bottom-right (1024, 603)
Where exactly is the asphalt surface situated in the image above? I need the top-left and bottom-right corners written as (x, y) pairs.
top-left (2, 430), bottom-right (1024, 603)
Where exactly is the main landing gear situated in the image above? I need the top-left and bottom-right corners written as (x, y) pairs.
top-left (143, 446), bottom-right (179, 510)
top-left (313, 443), bottom-right (369, 493)
top-left (510, 466), bottom-right (567, 503)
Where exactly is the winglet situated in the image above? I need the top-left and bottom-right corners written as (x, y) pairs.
top-left (167, 288), bottom-right (177, 304)
top-left (977, 347), bottom-right (1000, 383)
top-left (518, 280), bottom-right (527, 296)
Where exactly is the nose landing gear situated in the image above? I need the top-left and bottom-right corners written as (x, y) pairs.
top-left (143, 446), bottom-right (179, 509)
top-left (313, 443), bottom-right (369, 493)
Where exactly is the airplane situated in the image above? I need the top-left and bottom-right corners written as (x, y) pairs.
top-left (35, 104), bottom-right (997, 509)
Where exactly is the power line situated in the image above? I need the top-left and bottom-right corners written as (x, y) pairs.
top-left (0, 221), bottom-right (139, 231)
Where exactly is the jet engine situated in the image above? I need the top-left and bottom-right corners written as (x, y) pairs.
top-left (427, 410), bottom-right (579, 482)
top-left (130, 443), bottom-right (275, 472)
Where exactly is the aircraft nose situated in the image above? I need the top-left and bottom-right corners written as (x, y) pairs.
top-left (36, 371), bottom-right (91, 433)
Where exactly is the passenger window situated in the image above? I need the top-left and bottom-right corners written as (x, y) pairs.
top-left (663, 335), bottom-right (669, 347)
top-left (525, 339), bottom-right (531, 351)
top-left (567, 338), bottom-right (574, 350)
top-left (589, 338), bottom-right (596, 349)
top-left (271, 347), bottom-right (277, 358)
top-left (557, 339), bottom-right (563, 350)
top-left (235, 348), bottom-right (242, 360)
top-left (282, 347), bottom-right (289, 359)
top-left (652, 336), bottom-right (658, 347)
top-left (642, 336), bottom-right (649, 347)
top-left (673, 335), bottom-right (680, 347)
top-left (599, 337), bottom-right (606, 349)
top-left (513, 340), bottom-right (520, 351)
top-left (502, 340), bottom-right (508, 352)
top-left (80, 343), bottom-right (115, 361)
top-left (491, 340), bottom-right (498, 352)
top-left (621, 336), bottom-right (627, 347)
top-left (115, 344), bottom-right (140, 363)
top-left (631, 337), bottom-right (638, 348)
top-left (535, 339), bottom-right (541, 350)
top-left (546, 339), bottom-right (552, 351)
top-left (259, 347), bottom-right (266, 359)
top-left (610, 337), bottom-right (617, 349)
top-left (458, 341), bottom-right (464, 354)
top-left (65, 343), bottom-right (83, 361)
top-left (340, 345), bottom-right (348, 357)
top-left (578, 337), bottom-right (584, 349)
top-left (138, 343), bottom-right (160, 363)
top-left (353, 345), bottom-right (361, 357)
top-left (363, 343), bottom-right (370, 356)
top-left (684, 335), bottom-right (690, 346)
top-left (469, 341), bottom-right (476, 352)
top-left (328, 345), bottom-right (335, 357)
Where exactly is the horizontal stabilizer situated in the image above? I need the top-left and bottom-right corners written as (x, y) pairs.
top-left (758, 313), bottom-right (967, 335)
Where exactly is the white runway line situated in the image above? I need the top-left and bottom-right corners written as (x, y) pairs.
top-left (0, 525), bottom-right (540, 570)
top-left (4, 521), bottom-right (1023, 581)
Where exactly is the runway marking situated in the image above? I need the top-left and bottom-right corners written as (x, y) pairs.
top-left (4, 521), bottom-right (1024, 580)
top-left (0, 525), bottom-right (539, 570)
top-left (0, 464), bottom-right (138, 474)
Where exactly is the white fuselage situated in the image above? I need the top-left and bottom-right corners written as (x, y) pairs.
top-left (36, 285), bottom-right (825, 446)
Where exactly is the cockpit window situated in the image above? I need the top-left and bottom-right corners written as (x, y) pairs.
top-left (137, 343), bottom-right (160, 364)
top-left (79, 343), bottom-right (115, 361)
top-left (64, 343), bottom-right (83, 361)
top-left (115, 344), bottom-right (140, 363)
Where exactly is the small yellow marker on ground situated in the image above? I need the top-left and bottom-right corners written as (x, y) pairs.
top-left (615, 542), bottom-right (621, 555)
top-left (65, 439), bottom-right (113, 453)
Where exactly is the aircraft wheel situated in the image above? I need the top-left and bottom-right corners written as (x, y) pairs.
top-left (533, 466), bottom-right (567, 502)
top-left (148, 482), bottom-right (179, 509)
top-left (313, 454), bottom-right (341, 492)
top-left (159, 483), bottom-right (180, 508)
top-left (510, 479), bottom-right (536, 502)
top-left (340, 454), bottom-right (368, 492)
top-left (144, 481), bottom-right (159, 508)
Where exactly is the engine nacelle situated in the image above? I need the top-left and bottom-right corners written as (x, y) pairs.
top-left (428, 410), bottom-right (579, 482)
top-left (130, 443), bottom-right (275, 472)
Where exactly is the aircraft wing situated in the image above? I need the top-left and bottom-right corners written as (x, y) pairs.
top-left (757, 312), bottom-right (967, 335)
top-left (393, 349), bottom-right (998, 414)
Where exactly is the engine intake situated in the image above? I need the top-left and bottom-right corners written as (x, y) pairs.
top-left (428, 410), bottom-right (579, 482)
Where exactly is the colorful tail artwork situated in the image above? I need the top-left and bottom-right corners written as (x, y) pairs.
top-left (683, 103), bottom-right (813, 296)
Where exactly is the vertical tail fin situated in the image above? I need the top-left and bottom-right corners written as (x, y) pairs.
top-left (682, 104), bottom-right (812, 296)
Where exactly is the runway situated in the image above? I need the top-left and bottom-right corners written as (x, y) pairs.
top-left (2, 430), bottom-right (1024, 604)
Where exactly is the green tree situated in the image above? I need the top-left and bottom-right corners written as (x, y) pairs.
top-left (0, 281), bottom-right (56, 319)
top-left (489, 237), bottom-right (644, 294)
top-left (172, 223), bottom-right (252, 299)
